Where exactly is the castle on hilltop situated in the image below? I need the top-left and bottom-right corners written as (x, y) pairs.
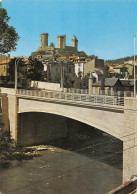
top-left (32, 33), bottom-right (78, 57)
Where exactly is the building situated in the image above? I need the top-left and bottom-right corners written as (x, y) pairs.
top-left (57, 34), bottom-right (66, 50)
top-left (91, 70), bottom-right (103, 82)
top-left (109, 65), bottom-right (128, 78)
top-left (124, 60), bottom-right (137, 78)
top-left (73, 57), bottom-right (87, 77)
top-left (0, 54), bottom-right (10, 80)
top-left (92, 78), bottom-right (134, 95)
top-left (45, 59), bottom-right (75, 82)
top-left (84, 59), bottom-right (104, 76)
top-left (33, 33), bottom-right (78, 57)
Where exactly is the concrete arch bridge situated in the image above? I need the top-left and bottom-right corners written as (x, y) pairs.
top-left (1, 88), bottom-right (137, 182)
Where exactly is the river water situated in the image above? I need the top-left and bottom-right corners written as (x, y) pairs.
top-left (0, 122), bottom-right (123, 194)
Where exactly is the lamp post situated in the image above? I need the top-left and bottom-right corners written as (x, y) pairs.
top-left (15, 57), bottom-right (23, 95)
top-left (14, 57), bottom-right (23, 144)
top-left (57, 59), bottom-right (65, 92)
top-left (133, 34), bottom-right (136, 98)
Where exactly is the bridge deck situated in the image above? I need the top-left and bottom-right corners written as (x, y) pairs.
top-left (17, 89), bottom-right (124, 112)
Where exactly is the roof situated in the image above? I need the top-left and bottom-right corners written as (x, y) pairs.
top-left (92, 78), bottom-right (120, 87)
top-left (72, 34), bottom-right (78, 40)
top-left (113, 66), bottom-right (123, 69)
top-left (93, 78), bottom-right (134, 87)
top-left (120, 80), bottom-right (132, 87)
top-left (92, 70), bottom-right (103, 75)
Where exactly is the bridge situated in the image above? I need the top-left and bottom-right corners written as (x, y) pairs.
top-left (0, 87), bottom-right (137, 182)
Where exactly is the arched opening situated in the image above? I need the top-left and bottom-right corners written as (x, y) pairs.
top-left (18, 111), bottom-right (123, 168)
top-left (18, 112), bottom-right (123, 192)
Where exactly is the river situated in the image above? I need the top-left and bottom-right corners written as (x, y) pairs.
top-left (0, 121), bottom-right (123, 194)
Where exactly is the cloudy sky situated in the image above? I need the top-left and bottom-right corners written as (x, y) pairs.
top-left (3, 0), bottom-right (137, 60)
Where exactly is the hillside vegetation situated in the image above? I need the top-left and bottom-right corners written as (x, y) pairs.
top-left (106, 55), bottom-right (137, 64)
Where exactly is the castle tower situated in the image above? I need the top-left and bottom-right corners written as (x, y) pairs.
top-left (71, 34), bottom-right (78, 51)
top-left (41, 33), bottom-right (48, 48)
top-left (57, 35), bottom-right (66, 49)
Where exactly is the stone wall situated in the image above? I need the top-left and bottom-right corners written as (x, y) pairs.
top-left (122, 98), bottom-right (137, 181)
top-left (31, 81), bottom-right (61, 91)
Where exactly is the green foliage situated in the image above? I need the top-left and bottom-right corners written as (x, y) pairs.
top-left (0, 128), bottom-right (13, 161)
top-left (81, 74), bottom-right (89, 89)
top-left (103, 64), bottom-right (110, 78)
top-left (0, 8), bottom-right (19, 54)
top-left (54, 71), bottom-right (61, 83)
top-left (26, 57), bottom-right (44, 81)
top-left (50, 42), bottom-right (55, 47)
top-left (106, 55), bottom-right (137, 64)
top-left (88, 55), bottom-right (98, 60)
top-left (101, 65), bottom-right (111, 90)
top-left (64, 75), bottom-right (73, 88)
top-left (73, 73), bottom-right (82, 89)
top-left (8, 58), bottom-right (26, 82)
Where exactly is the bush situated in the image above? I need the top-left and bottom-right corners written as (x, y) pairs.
top-left (0, 129), bottom-right (13, 161)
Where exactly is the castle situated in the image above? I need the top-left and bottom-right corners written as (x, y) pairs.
top-left (34, 33), bottom-right (78, 57)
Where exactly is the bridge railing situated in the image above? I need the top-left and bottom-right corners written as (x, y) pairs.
top-left (17, 89), bottom-right (124, 106)
top-left (65, 88), bottom-right (134, 98)
top-left (64, 88), bottom-right (89, 94)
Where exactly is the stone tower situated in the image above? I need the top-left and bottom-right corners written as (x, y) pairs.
top-left (57, 34), bottom-right (66, 49)
top-left (71, 34), bottom-right (78, 51)
top-left (41, 33), bottom-right (48, 48)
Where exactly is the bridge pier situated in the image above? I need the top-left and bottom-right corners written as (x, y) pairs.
top-left (8, 94), bottom-right (17, 141)
top-left (123, 140), bottom-right (137, 181)
top-left (123, 98), bottom-right (137, 182)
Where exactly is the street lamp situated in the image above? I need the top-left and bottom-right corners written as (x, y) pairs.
top-left (15, 57), bottom-right (23, 95)
top-left (133, 34), bottom-right (136, 98)
top-left (14, 57), bottom-right (23, 144)
top-left (56, 59), bottom-right (66, 92)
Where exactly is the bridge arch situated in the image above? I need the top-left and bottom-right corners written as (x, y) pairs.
top-left (18, 99), bottom-right (124, 141)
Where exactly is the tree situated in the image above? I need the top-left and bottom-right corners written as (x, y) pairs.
top-left (81, 74), bottom-right (89, 89)
top-left (8, 58), bottom-right (26, 82)
top-left (50, 42), bottom-right (55, 48)
top-left (73, 72), bottom-right (82, 89)
top-left (64, 75), bottom-right (73, 88)
top-left (26, 57), bottom-right (44, 81)
top-left (54, 71), bottom-right (61, 83)
top-left (0, 7), bottom-right (19, 54)
top-left (89, 55), bottom-right (98, 60)
top-left (101, 65), bottom-right (110, 90)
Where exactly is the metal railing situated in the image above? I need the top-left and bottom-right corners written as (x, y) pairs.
top-left (64, 88), bottom-right (134, 98)
top-left (64, 88), bottom-right (89, 94)
top-left (17, 89), bottom-right (124, 107)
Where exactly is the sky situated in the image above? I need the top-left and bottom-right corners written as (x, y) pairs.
top-left (2, 0), bottom-right (137, 60)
